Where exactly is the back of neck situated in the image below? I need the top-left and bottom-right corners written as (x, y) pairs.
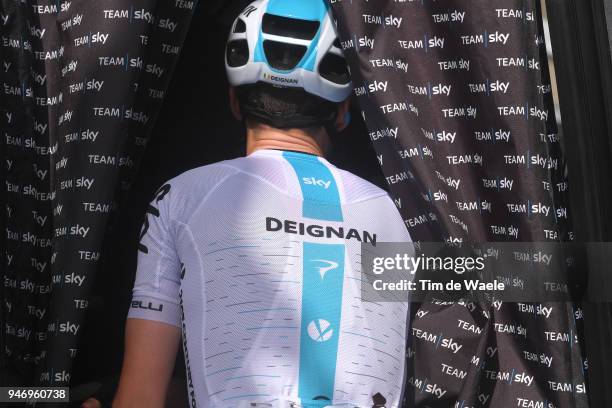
top-left (245, 122), bottom-right (328, 157)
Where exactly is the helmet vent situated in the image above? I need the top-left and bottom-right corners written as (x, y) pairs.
top-left (227, 40), bottom-right (249, 67)
top-left (319, 53), bottom-right (350, 85)
top-left (262, 14), bottom-right (320, 40)
top-left (233, 19), bottom-right (247, 33)
top-left (263, 40), bottom-right (307, 71)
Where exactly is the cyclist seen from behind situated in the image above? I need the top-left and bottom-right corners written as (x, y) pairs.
top-left (113, 0), bottom-right (412, 407)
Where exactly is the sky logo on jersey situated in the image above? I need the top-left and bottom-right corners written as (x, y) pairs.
top-left (311, 259), bottom-right (339, 279)
top-left (282, 151), bottom-right (343, 222)
top-left (302, 177), bottom-right (331, 189)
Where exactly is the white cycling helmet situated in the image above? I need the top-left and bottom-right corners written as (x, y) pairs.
top-left (225, 0), bottom-right (352, 103)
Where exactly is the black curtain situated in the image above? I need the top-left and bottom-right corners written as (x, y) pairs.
top-left (0, 0), bottom-right (199, 394)
top-left (330, 1), bottom-right (587, 406)
top-left (546, 0), bottom-right (612, 406)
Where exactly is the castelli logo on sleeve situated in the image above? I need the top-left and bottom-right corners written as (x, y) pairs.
top-left (131, 300), bottom-right (164, 312)
top-left (263, 73), bottom-right (298, 85)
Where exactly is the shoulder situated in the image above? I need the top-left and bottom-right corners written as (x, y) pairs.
top-left (168, 154), bottom-right (283, 189)
top-left (332, 166), bottom-right (411, 241)
top-left (154, 159), bottom-right (244, 221)
top-left (168, 159), bottom-right (242, 192)
top-left (333, 166), bottom-right (389, 204)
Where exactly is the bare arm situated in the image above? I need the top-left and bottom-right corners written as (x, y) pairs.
top-left (112, 318), bottom-right (181, 408)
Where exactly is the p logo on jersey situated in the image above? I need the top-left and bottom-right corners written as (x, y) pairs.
top-left (311, 259), bottom-right (339, 279)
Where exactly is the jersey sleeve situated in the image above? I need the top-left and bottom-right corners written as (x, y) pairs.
top-left (127, 183), bottom-right (182, 328)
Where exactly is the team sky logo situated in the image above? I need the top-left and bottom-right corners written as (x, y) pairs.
top-left (340, 35), bottom-right (375, 51)
top-left (362, 14), bottom-right (404, 28)
top-left (398, 35), bottom-right (445, 50)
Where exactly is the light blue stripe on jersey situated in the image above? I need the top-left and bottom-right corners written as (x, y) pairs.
top-left (282, 151), bottom-right (345, 406)
top-left (299, 243), bottom-right (345, 406)
top-left (281, 151), bottom-right (343, 222)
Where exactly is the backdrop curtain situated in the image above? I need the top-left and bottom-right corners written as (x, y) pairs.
top-left (329, 1), bottom-right (587, 407)
top-left (0, 0), bottom-right (198, 395)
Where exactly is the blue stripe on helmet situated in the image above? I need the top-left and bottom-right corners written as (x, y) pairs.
top-left (254, 28), bottom-right (266, 64)
top-left (297, 24), bottom-right (322, 72)
top-left (266, 0), bottom-right (328, 21)
top-left (255, 0), bottom-right (329, 73)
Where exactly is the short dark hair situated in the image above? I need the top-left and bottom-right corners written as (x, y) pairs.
top-left (236, 82), bottom-right (338, 129)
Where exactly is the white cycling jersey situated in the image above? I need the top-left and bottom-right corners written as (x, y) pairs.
top-left (128, 148), bottom-right (412, 408)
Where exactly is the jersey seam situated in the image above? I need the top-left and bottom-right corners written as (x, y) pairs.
top-left (143, 240), bottom-right (178, 291)
top-left (173, 218), bottom-right (204, 275)
top-left (173, 218), bottom-right (207, 360)
top-left (179, 168), bottom-right (240, 226)
top-left (172, 219), bottom-right (206, 288)
top-left (132, 290), bottom-right (180, 305)
top-left (218, 157), bottom-right (386, 204)
top-left (219, 162), bottom-right (296, 198)
top-left (320, 159), bottom-right (347, 205)
top-left (163, 168), bottom-right (237, 291)
top-left (347, 192), bottom-right (389, 204)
